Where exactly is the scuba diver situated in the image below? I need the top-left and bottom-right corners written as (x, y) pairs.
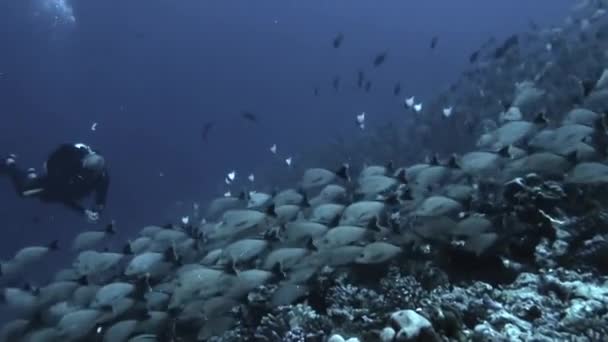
top-left (1, 143), bottom-right (110, 223)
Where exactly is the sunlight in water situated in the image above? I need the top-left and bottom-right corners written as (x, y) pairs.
top-left (38, 0), bottom-right (76, 25)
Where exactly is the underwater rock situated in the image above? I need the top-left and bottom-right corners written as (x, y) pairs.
top-left (389, 309), bottom-right (438, 341)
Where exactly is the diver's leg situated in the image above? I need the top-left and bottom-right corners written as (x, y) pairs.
top-left (4, 162), bottom-right (45, 197)
top-left (0, 154), bottom-right (16, 175)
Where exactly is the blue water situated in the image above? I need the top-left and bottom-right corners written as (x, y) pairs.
top-left (0, 0), bottom-right (572, 285)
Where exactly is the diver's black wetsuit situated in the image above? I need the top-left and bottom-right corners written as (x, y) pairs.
top-left (2, 144), bottom-right (109, 214)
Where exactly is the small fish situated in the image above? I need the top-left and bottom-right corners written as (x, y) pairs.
top-left (333, 33), bottom-right (344, 48)
top-left (356, 112), bottom-right (366, 130)
top-left (393, 83), bottom-right (401, 96)
top-left (533, 112), bottom-right (548, 125)
top-left (469, 50), bottom-right (480, 64)
top-left (241, 111), bottom-right (258, 123)
top-left (90, 122), bottom-right (98, 131)
top-left (430, 36), bottom-right (439, 49)
top-left (270, 144), bottom-right (277, 154)
top-left (442, 106), bottom-right (453, 118)
top-left (582, 79), bottom-right (595, 97)
top-left (285, 157), bottom-right (293, 166)
top-left (373, 52), bottom-right (388, 67)
top-left (201, 121), bottom-right (216, 142)
top-left (357, 70), bottom-right (365, 88)
top-left (405, 96), bottom-right (415, 108)
top-left (413, 103), bottom-right (423, 113)
top-left (248, 174), bottom-right (255, 182)
top-left (332, 76), bottom-right (340, 91)
top-left (493, 34), bottom-right (519, 59)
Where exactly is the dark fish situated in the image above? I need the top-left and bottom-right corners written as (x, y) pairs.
top-left (582, 79), bottom-right (595, 97)
top-left (427, 154), bottom-right (439, 166)
top-left (373, 52), bottom-right (388, 67)
top-left (499, 99), bottom-right (512, 112)
top-left (469, 50), bottom-right (480, 64)
top-left (447, 154), bottom-right (460, 169)
top-left (464, 119), bottom-right (475, 134)
top-left (481, 36), bottom-right (496, 49)
top-left (201, 121), bottom-right (216, 142)
top-left (591, 114), bottom-right (608, 157)
top-left (333, 33), bottom-right (344, 48)
top-left (430, 36), bottom-right (439, 49)
top-left (493, 34), bottom-right (519, 59)
top-left (364, 80), bottom-right (372, 92)
top-left (357, 70), bottom-right (365, 88)
top-left (393, 82), bottom-right (401, 96)
top-left (241, 111), bottom-right (258, 123)
top-left (533, 112), bottom-right (548, 125)
top-left (332, 76), bottom-right (340, 91)
top-left (334, 164), bottom-right (350, 182)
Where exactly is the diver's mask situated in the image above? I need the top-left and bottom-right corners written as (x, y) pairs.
top-left (82, 153), bottom-right (105, 176)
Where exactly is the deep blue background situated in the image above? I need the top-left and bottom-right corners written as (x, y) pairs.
top-left (0, 0), bottom-right (571, 282)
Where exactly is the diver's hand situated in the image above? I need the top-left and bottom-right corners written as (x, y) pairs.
top-left (85, 209), bottom-right (100, 223)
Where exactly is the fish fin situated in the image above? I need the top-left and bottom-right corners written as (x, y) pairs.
top-left (297, 188), bottom-right (311, 208)
top-left (533, 112), bottom-right (548, 125)
top-left (163, 246), bottom-right (180, 265)
top-left (262, 226), bottom-right (281, 242)
top-left (223, 261), bottom-right (239, 276)
top-left (383, 193), bottom-right (399, 206)
top-left (335, 164), bottom-right (351, 182)
top-left (497, 145), bottom-right (512, 158)
top-left (395, 169), bottom-right (408, 184)
top-left (305, 237), bottom-right (318, 252)
top-left (447, 154), bottom-right (460, 169)
top-left (265, 204), bottom-right (277, 218)
top-left (238, 190), bottom-right (250, 202)
top-left (582, 79), bottom-right (595, 97)
top-left (271, 262), bottom-right (287, 280)
top-left (77, 275), bottom-right (89, 286)
top-left (367, 216), bottom-right (382, 232)
top-left (122, 243), bottom-right (133, 255)
top-left (132, 276), bottom-right (151, 300)
top-left (48, 240), bottom-right (59, 251)
top-left (399, 187), bottom-right (413, 201)
top-left (22, 282), bottom-right (37, 294)
top-left (105, 221), bottom-right (116, 234)
top-left (566, 151), bottom-right (578, 164)
top-left (328, 214), bottom-right (341, 228)
top-left (100, 304), bottom-right (114, 313)
top-left (385, 160), bottom-right (395, 173)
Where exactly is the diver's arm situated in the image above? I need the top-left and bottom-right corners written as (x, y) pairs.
top-left (62, 199), bottom-right (86, 214)
top-left (94, 172), bottom-right (110, 211)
